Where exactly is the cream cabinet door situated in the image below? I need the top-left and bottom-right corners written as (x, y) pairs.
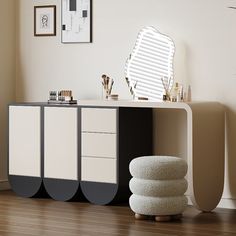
top-left (44, 107), bottom-right (78, 180)
top-left (9, 106), bottom-right (41, 177)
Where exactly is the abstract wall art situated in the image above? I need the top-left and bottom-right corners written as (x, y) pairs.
top-left (62, 0), bottom-right (92, 43)
top-left (34, 5), bottom-right (56, 36)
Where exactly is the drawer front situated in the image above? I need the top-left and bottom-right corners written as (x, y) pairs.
top-left (44, 107), bottom-right (78, 180)
top-left (81, 108), bottom-right (117, 133)
top-left (82, 133), bottom-right (116, 158)
top-left (81, 157), bottom-right (117, 184)
top-left (9, 106), bottom-right (41, 177)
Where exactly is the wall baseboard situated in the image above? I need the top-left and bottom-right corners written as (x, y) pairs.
top-left (187, 196), bottom-right (236, 210)
top-left (0, 180), bottom-right (11, 190)
top-left (217, 198), bottom-right (236, 209)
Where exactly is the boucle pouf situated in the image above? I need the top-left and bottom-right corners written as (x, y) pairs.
top-left (129, 178), bottom-right (188, 197)
top-left (130, 156), bottom-right (187, 180)
top-left (129, 156), bottom-right (188, 222)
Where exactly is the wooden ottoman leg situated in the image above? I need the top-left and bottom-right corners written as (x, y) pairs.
top-left (135, 213), bottom-right (148, 220)
top-left (155, 215), bottom-right (171, 222)
top-left (171, 214), bottom-right (182, 220)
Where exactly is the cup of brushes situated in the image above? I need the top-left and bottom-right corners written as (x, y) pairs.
top-left (101, 74), bottom-right (118, 100)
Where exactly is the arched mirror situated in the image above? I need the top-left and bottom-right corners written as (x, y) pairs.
top-left (125, 26), bottom-right (175, 101)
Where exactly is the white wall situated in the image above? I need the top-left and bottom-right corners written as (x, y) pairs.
top-left (0, 0), bottom-right (16, 188)
top-left (17, 0), bottom-right (236, 206)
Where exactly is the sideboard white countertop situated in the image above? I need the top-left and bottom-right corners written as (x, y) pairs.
top-left (77, 99), bottom-right (220, 109)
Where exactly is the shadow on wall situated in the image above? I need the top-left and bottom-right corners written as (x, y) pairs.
top-left (16, 59), bottom-right (26, 102)
top-left (226, 107), bottom-right (236, 201)
top-left (16, 0), bottom-right (25, 102)
top-left (0, 0), bottom-right (16, 182)
top-left (174, 40), bottom-right (190, 88)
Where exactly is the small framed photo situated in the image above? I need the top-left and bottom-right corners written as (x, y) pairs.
top-left (34, 5), bottom-right (56, 36)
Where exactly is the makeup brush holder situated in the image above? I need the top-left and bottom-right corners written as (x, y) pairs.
top-left (101, 74), bottom-right (114, 100)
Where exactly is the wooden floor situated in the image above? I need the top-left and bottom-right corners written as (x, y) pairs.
top-left (0, 191), bottom-right (236, 236)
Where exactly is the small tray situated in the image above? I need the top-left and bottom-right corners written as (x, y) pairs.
top-left (48, 100), bottom-right (77, 105)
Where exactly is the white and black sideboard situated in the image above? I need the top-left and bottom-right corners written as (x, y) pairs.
top-left (8, 103), bottom-right (152, 204)
top-left (9, 100), bottom-right (225, 211)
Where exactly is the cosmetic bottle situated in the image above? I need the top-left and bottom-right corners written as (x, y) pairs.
top-left (171, 82), bottom-right (179, 102)
top-left (177, 84), bottom-right (183, 102)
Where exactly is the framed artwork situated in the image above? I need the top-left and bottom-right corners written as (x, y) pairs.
top-left (61, 0), bottom-right (92, 43)
top-left (34, 5), bottom-right (56, 36)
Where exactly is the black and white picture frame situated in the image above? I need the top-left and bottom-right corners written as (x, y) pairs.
top-left (61, 0), bottom-right (92, 43)
top-left (34, 5), bottom-right (56, 36)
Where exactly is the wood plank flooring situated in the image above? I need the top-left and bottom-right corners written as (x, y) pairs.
top-left (0, 191), bottom-right (235, 236)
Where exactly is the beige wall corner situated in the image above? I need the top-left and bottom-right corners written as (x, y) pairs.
top-left (0, 0), bottom-right (16, 182)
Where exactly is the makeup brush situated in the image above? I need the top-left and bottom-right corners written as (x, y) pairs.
top-left (109, 79), bottom-right (114, 95)
top-left (101, 74), bottom-right (108, 91)
top-left (106, 77), bottom-right (110, 88)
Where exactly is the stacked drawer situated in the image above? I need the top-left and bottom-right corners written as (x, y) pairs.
top-left (81, 108), bottom-right (117, 184)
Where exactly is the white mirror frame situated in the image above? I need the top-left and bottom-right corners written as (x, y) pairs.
top-left (125, 26), bottom-right (175, 101)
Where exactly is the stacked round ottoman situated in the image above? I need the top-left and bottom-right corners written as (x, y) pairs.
top-left (129, 156), bottom-right (188, 222)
